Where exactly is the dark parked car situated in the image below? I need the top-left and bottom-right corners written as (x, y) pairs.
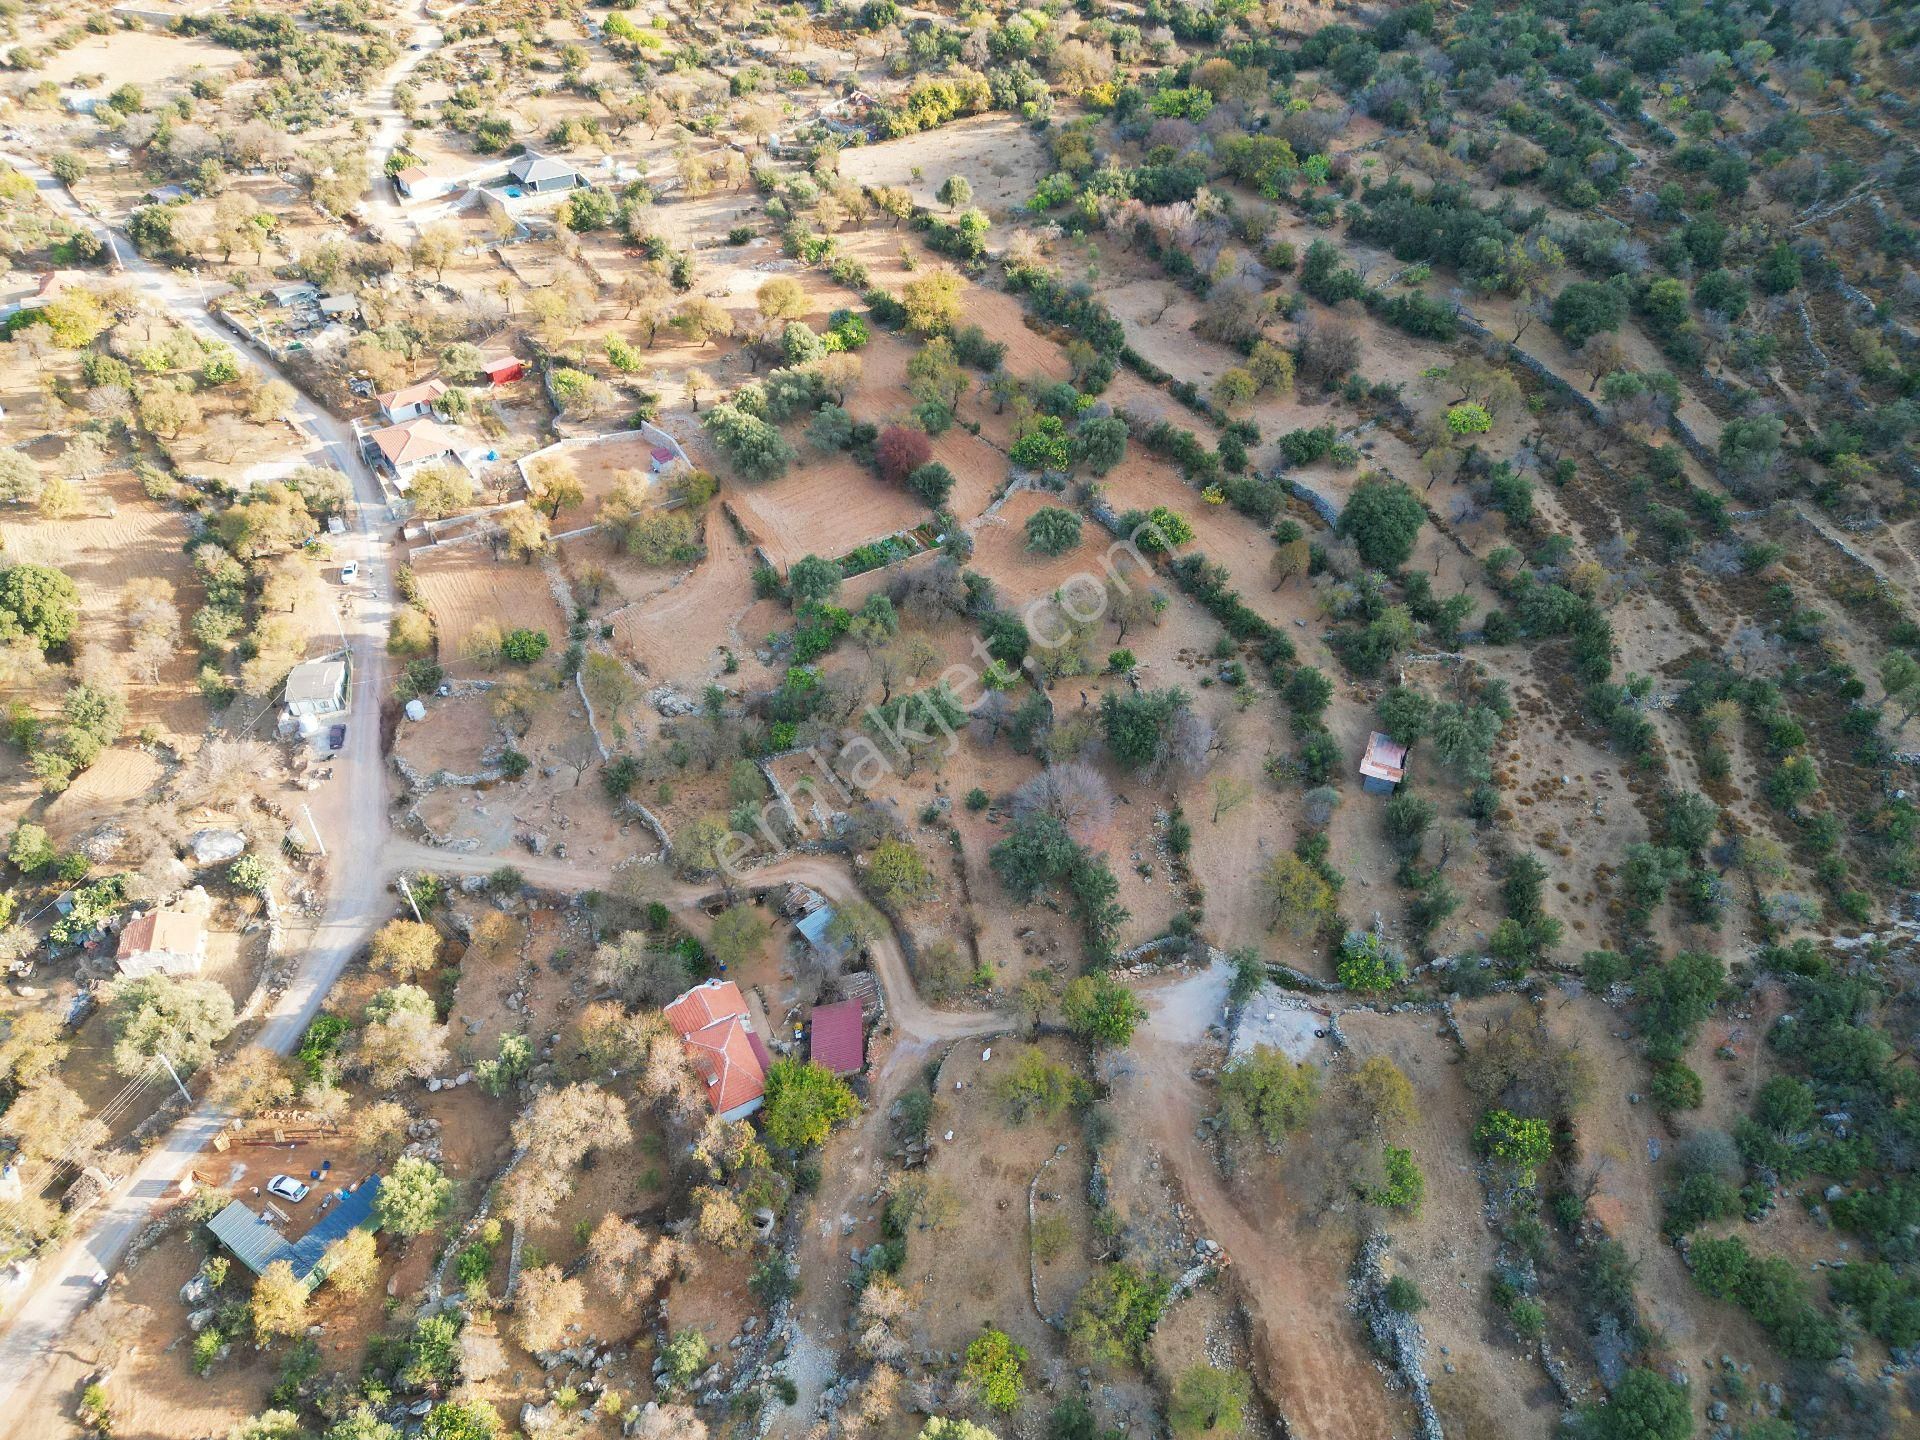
top-left (327, 724), bottom-right (347, 755)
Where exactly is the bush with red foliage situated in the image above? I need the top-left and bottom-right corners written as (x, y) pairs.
top-left (876, 425), bottom-right (932, 486)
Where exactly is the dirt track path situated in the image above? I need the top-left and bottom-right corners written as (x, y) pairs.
top-left (1120, 964), bottom-right (1413, 1440)
top-left (379, 841), bottom-right (1004, 1047)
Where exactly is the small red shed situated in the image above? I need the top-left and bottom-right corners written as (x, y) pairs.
top-left (481, 356), bottom-right (524, 385)
top-left (809, 999), bottom-right (865, 1076)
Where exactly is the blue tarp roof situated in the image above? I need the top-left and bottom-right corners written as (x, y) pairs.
top-left (207, 1175), bottom-right (382, 1288)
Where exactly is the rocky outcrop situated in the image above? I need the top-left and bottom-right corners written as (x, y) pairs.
top-left (1351, 1232), bottom-right (1443, 1440)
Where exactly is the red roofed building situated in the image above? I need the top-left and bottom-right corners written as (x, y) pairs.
top-left (481, 356), bottom-right (524, 385)
top-left (808, 999), bottom-right (865, 1076)
top-left (665, 979), bottom-right (767, 1120)
top-left (1359, 731), bottom-right (1409, 795)
top-left (367, 416), bottom-right (466, 488)
top-left (115, 904), bottom-right (209, 978)
top-left (376, 378), bottom-right (448, 424)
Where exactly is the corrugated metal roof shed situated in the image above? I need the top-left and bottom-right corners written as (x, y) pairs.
top-left (206, 1175), bottom-right (383, 1289)
top-left (207, 1199), bottom-right (294, 1277)
top-left (289, 1175), bottom-right (382, 1280)
top-left (795, 907), bottom-right (837, 948)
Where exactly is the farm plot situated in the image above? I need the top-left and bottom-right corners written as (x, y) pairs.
top-left (28, 27), bottom-right (234, 92)
top-left (723, 453), bottom-right (923, 570)
top-left (410, 538), bottom-right (569, 672)
top-left (40, 747), bottom-right (170, 850)
top-left (0, 469), bottom-right (200, 644)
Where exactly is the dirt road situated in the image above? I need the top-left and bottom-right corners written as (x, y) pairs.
top-left (1118, 962), bottom-right (1414, 1440)
top-left (379, 840), bottom-right (1006, 1050)
top-left (360, 0), bottom-right (451, 246)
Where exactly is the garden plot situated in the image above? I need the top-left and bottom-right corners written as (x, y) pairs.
top-left (527, 431), bottom-right (665, 514)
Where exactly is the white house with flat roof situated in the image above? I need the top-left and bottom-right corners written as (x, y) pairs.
top-left (284, 657), bottom-right (349, 719)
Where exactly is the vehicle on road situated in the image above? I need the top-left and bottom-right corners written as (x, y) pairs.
top-left (267, 1175), bottom-right (310, 1203)
top-left (340, 560), bottom-right (358, 583)
top-left (327, 724), bottom-right (347, 755)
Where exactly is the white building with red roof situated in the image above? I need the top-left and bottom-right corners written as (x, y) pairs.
top-left (115, 896), bottom-right (210, 978)
top-left (366, 415), bottom-right (468, 489)
top-left (376, 378), bottom-right (448, 424)
top-left (664, 979), bottom-right (769, 1121)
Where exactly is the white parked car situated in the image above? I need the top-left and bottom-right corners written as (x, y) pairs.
top-left (339, 561), bottom-right (358, 584)
top-left (267, 1174), bottom-right (310, 1203)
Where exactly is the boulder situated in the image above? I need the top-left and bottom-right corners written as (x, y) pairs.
top-left (190, 830), bottom-right (248, 865)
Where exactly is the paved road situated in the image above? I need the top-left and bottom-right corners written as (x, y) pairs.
top-left (0, 155), bottom-right (398, 1402)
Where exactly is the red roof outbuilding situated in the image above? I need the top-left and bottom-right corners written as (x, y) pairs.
top-left (481, 356), bottom-right (524, 384)
top-left (1359, 730), bottom-right (1409, 788)
top-left (809, 998), bottom-right (865, 1076)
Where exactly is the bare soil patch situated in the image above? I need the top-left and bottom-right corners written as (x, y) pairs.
top-left (836, 115), bottom-right (1047, 217)
top-left (411, 541), bottom-right (569, 672)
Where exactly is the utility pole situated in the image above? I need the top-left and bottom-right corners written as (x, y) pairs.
top-left (300, 803), bottom-right (327, 858)
top-left (157, 1052), bottom-right (192, 1105)
top-left (397, 875), bottom-right (423, 923)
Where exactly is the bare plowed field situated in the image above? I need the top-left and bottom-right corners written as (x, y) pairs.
top-left (412, 541), bottom-right (569, 669)
top-left (609, 507), bottom-right (757, 686)
top-left (836, 114), bottom-right (1047, 215)
top-left (0, 471), bottom-right (198, 634)
top-left (724, 453), bottom-right (922, 569)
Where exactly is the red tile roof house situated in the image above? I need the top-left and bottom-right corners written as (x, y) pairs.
top-left (664, 979), bottom-right (770, 1121)
top-left (368, 416), bottom-right (466, 489)
top-left (1359, 731), bottom-right (1409, 796)
top-left (808, 999), bottom-right (865, 1076)
top-left (376, 378), bottom-right (449, 424)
